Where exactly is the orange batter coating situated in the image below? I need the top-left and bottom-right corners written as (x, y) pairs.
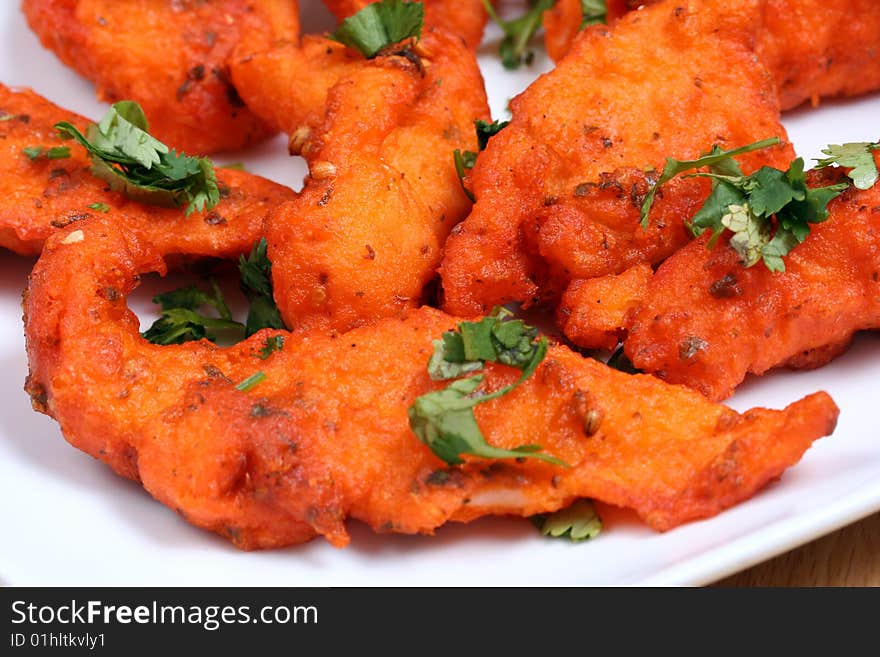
top-left (322, 0), bottom-right (487, 50)
top-left (625, 161), bottom-right (880, 400)
top-left (0, 84), bottom-right (294, 256)
top-left (24, 214), bottom-right (838, 548)
top-left (21, 0), bottom-right (299, 154)
top-left (440, 0), bottom-right (792, 318)
top-left (543, 0), bottom-right (880, 111)
top-left (558, 263), bottom-right (651, 351)
top-left (263, 28), bottom-right (489, 332)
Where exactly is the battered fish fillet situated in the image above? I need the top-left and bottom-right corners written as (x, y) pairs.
top-left (322, 0), bottom-right (487, 49)
top-left (22, 0), bottom-right (299, 154)
top-left (0, 84), bottom-right (294, 256)
top-left (265, 28), bottom-right (489, 332)
top-left (625, 162), bottom-right (880, 400)
top-left (24, 214), bottom-right (838, 548)
top-left (440, 0), bottom-right (792, 317)
top-left (544, 0), bottom-right (880, 111)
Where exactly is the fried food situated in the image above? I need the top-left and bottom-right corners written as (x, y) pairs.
top-left (323, 0), bottom-right (487, 49)
top-left (263, 28), bottom-right (489, 332)
top-left (0, 84), bottom-right (294, 256)
top-left (21, 0), bottom-right (299, 154)
top-left (24, 214), bottom-right (838, 548)
top-left (624, 162), bottom-right (880, 400)
top-left (543, 0), bottom-right (880, 111)
top-left (440, 0), bottom-right (792, 317)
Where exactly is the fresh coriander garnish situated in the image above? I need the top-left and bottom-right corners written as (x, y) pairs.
top-left (639, 137), bottom-right (781, 228)
top-left (142, 279), bottom-right (245, 345)
top-left (329, 0), bottom-right (424, 59)
top-left (238, 238), bottom-right (288, 337)
top-left (23, 145), bottom-right (70, 161)
top-left (482, 0), bottom-right (553, 69)
top-left (453, 149), bottom-right (477, 202)
top-left (814, 141), bottom-right (880, 190)
top-left (453, 119), bottom-right (510, 202)
top-left (532, 499), bottom-right (602, 542)
top-left (409, 308), bottom-right (566, 466)
top-left (687, 158), bottom-right (848, 272)
top-left (55, 101), bottom-right (219, 216)
top-left (475, 119), bottom-right (509, 151)
top-left (87, 202), bottom-right (110, 213)
top-left (235, 371), bottom-right (266, 392)
top-left (0, 112), bottom-right (18, 122)
top-left (580, 0), bottom-right (607, 28)
top-left (259, 335), bottom-right (285, 360)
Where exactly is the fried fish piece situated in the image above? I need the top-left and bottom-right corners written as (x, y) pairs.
top-left (625, 162), bottom-right (880, 400)
top-left (264, 28), bottom-right (489, 332)
top-left (22, 0), bottom-right (298, 154)
top-left (0, 84), bottom-right (294, 256)
top-left (323, 0), bottom-right (487, 49)
top-left (544, 0), bottom-right (880, 111)
top-left (24, 214), bottom-right (838, 548)
top-left (440, 0), bottom-right (792, 317)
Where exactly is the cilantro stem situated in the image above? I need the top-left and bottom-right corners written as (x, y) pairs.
top-left (235, 371), bottom-right (266, 392)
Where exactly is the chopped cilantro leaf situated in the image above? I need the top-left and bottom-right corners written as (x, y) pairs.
top-left (580, 0), bottom-right (607, 28)
top-left (453, 149), bottom-right (477, 202)
top-left (23, 146), bottom-right (70, 161)
top-left (475, 119), bottom-right (509, 151)
top-left (235, 371), bottom-right (266, 392)
top-left (87, 202), bottom-right (110, 213)
top-left (329, 0), bottom-right (424, 59)
top-left (142, 279), bottom-right (245, 345)
top-left (532, 499), bottom-right (602, 541)
top-left (640, 137), bottom-right (781, 228)
top-left (410, 308), bottom-right (566, 466)
top-left (482, 0), bottom-right (553, 70)
top-left (814, 141), bottom-right (880, 190)
top-left (55, 101), bottom-right (219, 216)
top-left (259, 335), bottom-right (285, 360)
top-left (239, 238), bottom-right (288, 337)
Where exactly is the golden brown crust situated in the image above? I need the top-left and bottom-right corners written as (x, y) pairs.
top-left (24, 214), bottom-right (838, 548)
top-left (0, 84), bottom-right (295, 256)
top-left (21, 0), bottom-right (298, 153)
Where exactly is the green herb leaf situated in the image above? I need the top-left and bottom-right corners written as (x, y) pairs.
top-left (640, 137), bottom-right (781, 228)
top-left (532, 499), bottom-right (602, 542)
top-left (55, 101), bottom-right (219, 216)
top-left (453, 149), bottom-right (477, 202)
top-left (410, 309), bottom-right (565, 466)
top-left (142, 279), bottom-right (245, 345)
top-left (475, 119), bottom-right (509, 151)
top-left (239, 238), bottom-right (288, 337)
top-left (329, 0), bottom-right (424, 58)
top-left (23, 145), bottom-right (70, 161)
top-left (87, 202), bottom-right (110, 213)
top-left (580, 0), bottom-right (607, 28)
top-left (259, 335), bottom-right (285, 360)
top-left (482, 0), bottom-right (554, 70)
top-left (235, 371), bottom-right (266, 392)
top-left (814, 141), bottom-right (880, 190)
top-left (688, 156), bottom-right (848, 271)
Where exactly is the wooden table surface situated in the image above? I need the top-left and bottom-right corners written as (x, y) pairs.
top-left (716, 512), bottom-right (880, 586)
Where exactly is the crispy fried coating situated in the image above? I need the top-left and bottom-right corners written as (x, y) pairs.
top-left (265, 29), bottom-right (489, 332)
top-left (21, 0), bottom-right (299, 154)
top-left (544, 0), bottom-right (880, 111)
top-left (25, 214), bottom-right (838, 548)
top-left (625, 162), bottom-right (880, 400)
top-left (558, 263), bottom-right (651, 351)
top-left (0, 84), bottom-right (294, 256)
top-left (440, 0), bottom-right (792, 317)
top-left (323, 0), bottom-right (487, 49)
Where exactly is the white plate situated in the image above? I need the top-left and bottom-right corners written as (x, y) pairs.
top-left (1, 1), bottom-right (878, 586)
